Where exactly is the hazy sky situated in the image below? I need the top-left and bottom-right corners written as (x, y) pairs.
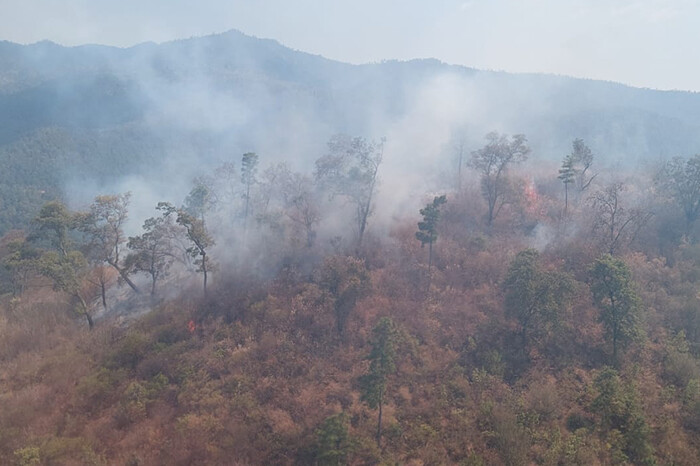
top-left (1, 0), bottom-right (698, 91)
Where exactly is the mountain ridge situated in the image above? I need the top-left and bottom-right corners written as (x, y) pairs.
top-left (4, 28), bottom-right (698, 95)
top-left (1, 29), bottom-right (700, 235)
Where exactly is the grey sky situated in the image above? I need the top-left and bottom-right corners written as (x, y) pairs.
top-left (1, 0), bottom-right (698, 91)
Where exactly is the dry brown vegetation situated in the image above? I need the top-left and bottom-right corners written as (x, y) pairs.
top-left (4, 152), bottom-right (700, 465)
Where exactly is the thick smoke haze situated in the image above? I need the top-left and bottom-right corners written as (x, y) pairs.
top-left (2, 30), bottom-right (700, 283)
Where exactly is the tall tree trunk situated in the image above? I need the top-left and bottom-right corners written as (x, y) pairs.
top-left (487, 179), bottom-right (499, 228)
top-left (427, 240), bottom-right (434, 293)
top-left (428, 240), bottom-right (433, 274)
top-left (100, 279), bottom-right (107, 309)
top-left (150, 257), bottom-right (158, 297)
top-left (244, 183), bottom-right (251, 241)
top-left (306, 226), bottom-right (315, 248)
top-left (611, 294), bottom-right (618, 365)
top-left (357, 163), bottom-right (379, 252)
top-left (376, 392), bottom-right (383, 449)
top-left (457, 144), bottom-right (464, 195)
top-left (685, 216), bottom-right (695, 240)
top-left (202, 252), bottom-right (208, 298)
top-left (77, 294), bottom-right (93, 330)
top-left (358, 206), bottom-right (369, 252)
top-left (107, 259), bottom-right (140, 294)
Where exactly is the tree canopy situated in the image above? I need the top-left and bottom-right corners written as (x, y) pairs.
top-left (470, 132), bottom-right (530, 226)
top-left (315, 134), bottom-right (384, 250)
top-left (503, 248), bottom-right (572, 349)
top-left (359, 316), bottom-right (400, 448)
top-left (589, 254), bottom-right (643, 363)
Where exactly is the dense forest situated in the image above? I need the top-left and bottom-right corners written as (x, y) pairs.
top-left (4, 125), bottom-right (700, 465)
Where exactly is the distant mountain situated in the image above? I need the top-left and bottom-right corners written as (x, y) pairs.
top-left (1, 29), bottom-right (700, 234)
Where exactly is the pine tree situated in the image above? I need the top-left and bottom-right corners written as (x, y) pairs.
top-left (315, 413), bottom-right (352, 465)
top-left (359, 317), bottom-right (400, 448)
top-left (558, 154), bottom-right (576, 214)
top-left (415, 195), bottom-right (447, 275)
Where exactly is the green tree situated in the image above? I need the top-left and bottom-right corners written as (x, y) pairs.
top-left (415, 195), bottom-right (447, 275)
top-left (589, 255), bottom-right (643, 363)
top-left (14, 446), bottom-right (41, 466)
top-left (30, 201), bottom-right (95, 327)
top-left (1, 237), bottom-right (39, 297)
top-left (469, 132), bottom-right (530, 226)
top-left (38, 249), bottom-right (93, 329)
top-left (315, 413), bottom-right (352, 465)
top-left (184, 178), bottom-right (215, 224)
top-left (591, 367), bottom-right (655, 465)
top-left (126, 209), bottom-right (179, 297)
top-left (359, 317), bottom-right (400, 448)
top-left (76, 193), bottom-right (140, 293)
top-left (570, 138), bottom-right (596, 193)
top-left (159, 202), bottom-right (214, 298)
top-left (319, 256), bottom-right (371, 334)
top-left (32, 201), bottom-right (74, 257)
top-left (315, 135), bottom-right (384, 250)
top-left (558, 154), bottom-right (576, 214)
top-left (503, 249), bottom-right (572, 349)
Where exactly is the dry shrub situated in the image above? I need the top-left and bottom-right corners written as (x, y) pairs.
top-left (525, 376), bottom-right (562, 422)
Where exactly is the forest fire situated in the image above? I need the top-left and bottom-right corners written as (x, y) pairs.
top-left (1, 11), bottom-right (700, 464)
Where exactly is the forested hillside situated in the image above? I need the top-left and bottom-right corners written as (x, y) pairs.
top-left (4, 123), bottom-right (700, 464)
top-left (5, 28), bottom-right (700, 465)
top-left (2, 30), bottom-right (700, 236)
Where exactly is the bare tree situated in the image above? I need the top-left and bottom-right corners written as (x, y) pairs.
top-left (241, 152), bottom-right (259, 235)
top-left (213, 162), bottom-right (238, 204)
top-left (315, 134), bottom-right (384, 250)
top-left (281, 170), bottom-right (321, 248)
top-left (252, 163), bottom-right (290, 232)
top-left (589, 183), bottom-right (652, 255)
